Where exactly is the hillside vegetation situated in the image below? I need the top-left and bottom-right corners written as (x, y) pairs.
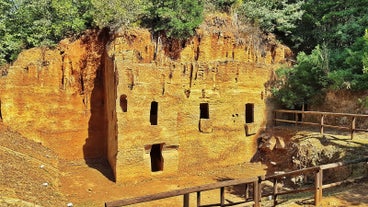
top-left (1, 0), bottom-right (367, 107)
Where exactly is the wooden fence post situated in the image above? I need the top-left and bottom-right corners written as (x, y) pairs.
top-left (301, 104), bottom-right (305, 123)
top-left (273, 178), bottom-right (278, 206)
top-left (245, 183), bottom-right (250, 200)
top-left (351, 116), bottom-right (356, 140)
top-left (314, 168), bottom-right (323, 207)
top-left (197, 192), bottom-right (201, 207)
top-left (295, 112), bottom-right (298, 126)
top-left (183, 193), bottom-right (190, 207)
top-left (253, 177), bottom-right (262, 207)
top-left (220, 187), bottom-right (225, 207)
top-left (253, 180), bottom-right (259, 207)
top-left (320, 115), bottom-right (325, 135)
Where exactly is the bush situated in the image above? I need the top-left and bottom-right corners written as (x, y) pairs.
top-left (272, 45), bottom-right (330, 109)
top-left (145, 0), bottom-right (204, 39)
top-left (90, 0), bottom-right (147, 30)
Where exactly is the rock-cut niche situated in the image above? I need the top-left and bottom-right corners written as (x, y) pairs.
top-left (245, 103), bottom-right (254, 123)
top-left (0, 99), bottom-right (2, 120)
top-left (150, 144), bottom-right (164, 172)
top-left (200, 103), bottom-right (209, 119)
top-left (120, 94), bottom-right (127, 112)
top-left (150, 101), bottom-right (158, 125)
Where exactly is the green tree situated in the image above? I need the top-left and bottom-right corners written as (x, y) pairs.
top-left (0, 0), bottom-right (23, 64)
top-left (237, 0), bottom-right (304, 35)
top-left (328, 30), bottom-right (368, 90)
top-left (289, 0), bottom-right (368, 53)
top-left (0, 0), bottom-right (92, 65)
top-left (90, 0), bottom-right (147, 30)
top-left (271, 0), bottom-right (368, 108)
top-left (272, 45), bottom-right (330, 108)
top-left (204, 0), bottom-right (237, 13)
top-left (146, 0), bottom-right (204, 39)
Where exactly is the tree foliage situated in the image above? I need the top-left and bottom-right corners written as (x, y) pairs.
top-left (90, 0), bottom-right (147, 30)
top-left (0, 0), bottom-right (92, 64)
top-left (0, 0), bottom-right (205, 65)
top-left (1, 0), bottom-right (367, 105)
top-left (272, 45), bottom-right (330, 108)
top-left (270, 0), bottom-right (368, 108)
top-left (204, 0), bottom-right (238, 13)
top-left (237, 0), bottom-right (304, 35)
top-left (145, 0), bottom-right (204, 39)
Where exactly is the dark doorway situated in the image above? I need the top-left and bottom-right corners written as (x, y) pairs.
top-left (200, 103), bottom-right (209, 119)
top-left (245, 103), bottom-right (254, 123)
top-left (150, 101), bottom-right (158, 125)
top-left (120, 94), bottom-right (127, 112)
top-left (150, 144), bottom-right (164, 172)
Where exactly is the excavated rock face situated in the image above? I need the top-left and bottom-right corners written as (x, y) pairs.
top-left (0, 29), bottom-right (109, 160)
top-left (0, 15), bottom-right (292, 182)
top-left (106, 15), bottom-right (292, 182)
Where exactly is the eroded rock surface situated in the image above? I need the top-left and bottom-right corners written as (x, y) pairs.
top-left (0, 15), bottom-right (292, 181)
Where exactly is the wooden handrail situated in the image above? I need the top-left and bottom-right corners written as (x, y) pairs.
top-left (105, 157), bottom-right (368, 207)
top-left (105, 177), bottom-right (258, 207)
top-left (274, 109), bottom-right (368, 117)
top-left (274, 110), bottom-right (368, 139)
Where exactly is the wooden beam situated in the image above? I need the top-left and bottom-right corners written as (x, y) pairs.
top-left (320, 115), bottom-right (324, 135)
top-left (245, 183), bottom-right (249, 200)
top-left (253, 180), bottom-right (260, 207)
top-left (271, 186), bottom-right (315, 196)
top-left (197, 191), bottom-right (201, 207)
top-left (105, 177), bottom-right (258, 207)
top-left (314, 168), bottom-right (323, 207)
top-left (266, 166), bottom-right (319, 180)
top-left (220, 187), bottom-right (225, 206)
top-left (351, 116), bottom-right (356, 140)
top-left (273, 178), bottom-right (278, 206)
top-left (273, 110), bottom-right (368, 117)
top-left (183, 193), bottom-right (189, 207)
top-left (105, 157), bottom-right (368, 207)
top-left (319, 157), bottom-right (368, 170)
top-left (322, 176), bottom-right (366, 189)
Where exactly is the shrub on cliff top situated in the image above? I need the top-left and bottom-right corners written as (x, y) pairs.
top-left (0, 0), bottom-right (91, 64)
top-left (90, 0), bottom-right (147, 30)
top-left (145, 0), bottom-right (204, 39)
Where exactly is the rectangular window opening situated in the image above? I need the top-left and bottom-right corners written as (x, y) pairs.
top-left (150, 144), bottom-right (164, 172)
top-left (200, 103), bottom-right (209, 119)
top-left (245, 103), bottom-right (254, 123)
top-left (150, 101), bottom-right (158, 125)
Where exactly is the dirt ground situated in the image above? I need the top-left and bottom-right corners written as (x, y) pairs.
top-left (1, 123), bottom-right (367, 207)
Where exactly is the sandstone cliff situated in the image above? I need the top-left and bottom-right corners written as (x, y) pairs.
top-left (0, 30), bottom-right (109, 160)
top-left (0, 14), bottom-right (292, 181)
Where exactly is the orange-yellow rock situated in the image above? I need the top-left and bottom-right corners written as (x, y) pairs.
top-left (0, 15), bottom-right (293, 182)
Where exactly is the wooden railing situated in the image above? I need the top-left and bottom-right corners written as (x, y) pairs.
top-left (105, 177), bottom-right (260, 207)
top-left (274, 110), bottom-right (368, 139)
top-left (105, 157), bottom-right (368, 207)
